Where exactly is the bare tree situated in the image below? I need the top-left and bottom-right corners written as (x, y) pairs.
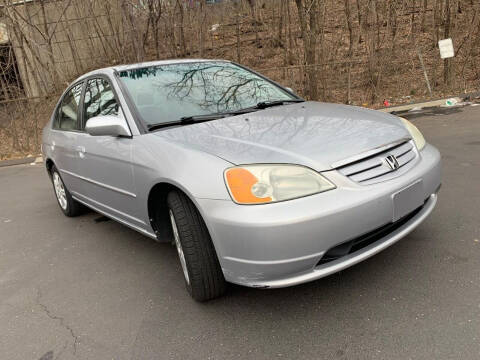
top-left (2, 0), bottom-right (480, 160)
top-left (443, 0), bottom-right (454, 87)
top-left (295, 0), bottom-right (320, 100)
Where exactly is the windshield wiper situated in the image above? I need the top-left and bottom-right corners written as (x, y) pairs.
top-left (147, 112), bottom-right (242, 131)
top-left (254, 99), bottom-right (305, 109)
top-left (231, 99), bottom-right (305, 114)
top-left (146, 100), bottom-right (304, 131)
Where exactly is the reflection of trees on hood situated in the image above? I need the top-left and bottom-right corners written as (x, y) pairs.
top-left (119, 63), bottom-right (281, 113)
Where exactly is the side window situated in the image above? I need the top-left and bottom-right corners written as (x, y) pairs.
top-left (54, 83), bottom-right (83, 131)
top-left (83, 78), bottom-right (119, 125)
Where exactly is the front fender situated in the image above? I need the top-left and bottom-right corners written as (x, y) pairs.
top-left (131, 134), bottom-right (234, 226)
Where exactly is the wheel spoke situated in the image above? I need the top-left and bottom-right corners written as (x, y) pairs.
top-left (53, 172), bottom-right (68, 210)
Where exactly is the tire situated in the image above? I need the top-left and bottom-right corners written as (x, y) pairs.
top-left (167, 190), bottom-right (226, 301)
top-left (50, 165), bottom-right (85, 217)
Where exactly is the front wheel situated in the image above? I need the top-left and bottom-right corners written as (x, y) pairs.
top-left (167, 190), bottom-right (226, 301)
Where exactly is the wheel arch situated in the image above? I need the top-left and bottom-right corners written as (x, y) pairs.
top-left (146, 181), bottom-right (221, 255)
top-left (147, 181), bottom-right (194, 242)
top-left (45, 158), bottom-right (55, 178)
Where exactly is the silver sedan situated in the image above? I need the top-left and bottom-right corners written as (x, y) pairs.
top-left (42, 60), bottom-right (441, 301)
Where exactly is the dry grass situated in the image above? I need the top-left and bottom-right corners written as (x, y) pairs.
top-left (0, 97), bottom-right (57, 160)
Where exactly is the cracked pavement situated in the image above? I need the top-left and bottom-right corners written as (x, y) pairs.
top-left (1, 106), bottom-right (480, 359)
top-left (36, 288), bottom-right (79, 357)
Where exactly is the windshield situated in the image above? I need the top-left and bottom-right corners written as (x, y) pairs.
top-left (117, 61), bottom-right (296, 126)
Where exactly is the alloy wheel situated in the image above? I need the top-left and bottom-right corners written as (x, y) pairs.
top-left (53, 172), bottom-right (68, 210)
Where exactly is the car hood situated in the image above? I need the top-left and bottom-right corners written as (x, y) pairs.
top-left (153, 101), bottom-right (410, 171)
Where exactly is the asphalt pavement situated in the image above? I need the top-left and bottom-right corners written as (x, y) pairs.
top-left (1, 105), bottom-right (479, 360)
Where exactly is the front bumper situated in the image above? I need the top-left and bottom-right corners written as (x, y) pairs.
top-left (197, 144), bottom-right (441, 288)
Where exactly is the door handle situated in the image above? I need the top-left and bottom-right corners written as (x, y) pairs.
top-left (76, 146), bottom-right (86, 158)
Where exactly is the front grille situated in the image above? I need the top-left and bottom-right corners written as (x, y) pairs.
top-left (316, 202), bottom-right (425, 266)
top-left (337, 140), bottom-right (417, 184)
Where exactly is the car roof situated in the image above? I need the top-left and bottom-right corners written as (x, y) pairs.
top-left (73, 59), bottom-right (230, 83)
top-left (113, 58), bottom-right (229, 72)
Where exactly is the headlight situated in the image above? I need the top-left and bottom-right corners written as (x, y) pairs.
top-left (400, 117), bottom-right (426, 151)
top-left (224, 165), bottom-right (335, 204)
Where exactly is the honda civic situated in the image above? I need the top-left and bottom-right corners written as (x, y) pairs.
top-left (42, 60), bottom-right (441, 301)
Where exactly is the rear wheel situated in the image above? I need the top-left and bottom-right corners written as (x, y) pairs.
top-left (51, 165), bottom-right (84, 217)
top-left (167, 190), bottom-right (226, 301)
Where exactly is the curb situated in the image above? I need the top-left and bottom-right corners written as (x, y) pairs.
top-left (0, 156), bottom-right (43, 168)
top-left (379, 90), bottom-right (480, 114)
top-left (379, 97), bottom-right (463, 114)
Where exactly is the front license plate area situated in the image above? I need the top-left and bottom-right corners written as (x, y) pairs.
top-left (392, 180), bottom-right (424, 222)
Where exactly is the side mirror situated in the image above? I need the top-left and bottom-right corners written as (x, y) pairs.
top-left (85, 115), bottom-right (131, 137)
top-left (286, 87), bottom-right (295, 94)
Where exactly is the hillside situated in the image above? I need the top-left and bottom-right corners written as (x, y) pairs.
top-left (0, 0), bottom-right (479, 159)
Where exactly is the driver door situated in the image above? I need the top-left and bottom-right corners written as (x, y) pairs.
top-left (74, 77), bottom-right (141, 228)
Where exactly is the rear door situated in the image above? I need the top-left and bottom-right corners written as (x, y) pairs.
top-left (74, 77), bottom-right (142, 227)
top-left (49, 82), bottom-right (84, 194)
